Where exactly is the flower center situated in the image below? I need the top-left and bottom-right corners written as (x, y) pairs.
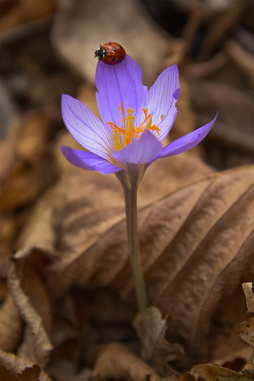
top-left (107, 103), bottom-right (161, 151)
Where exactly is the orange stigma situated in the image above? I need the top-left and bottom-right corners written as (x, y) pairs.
top-left (107, 103), bottom-right (161, 151)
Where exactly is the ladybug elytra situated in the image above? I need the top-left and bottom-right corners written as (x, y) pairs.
top-left (94, 42), bottom-right (126, 65)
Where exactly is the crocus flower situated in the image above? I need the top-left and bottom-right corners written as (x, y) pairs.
top-left (61, 53), bottom-right (218, 312)
top-left (61, 55), bottom-right (217, 178)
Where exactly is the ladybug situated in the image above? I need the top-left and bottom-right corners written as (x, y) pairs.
top-left (94, 42), bottom-right (126, 65)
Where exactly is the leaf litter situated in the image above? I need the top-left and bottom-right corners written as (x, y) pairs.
top-left (0, 0), bottom-right (254, 379)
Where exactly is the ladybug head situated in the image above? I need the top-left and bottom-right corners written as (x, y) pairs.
top-left (94, 45), bottom-right (105, 60)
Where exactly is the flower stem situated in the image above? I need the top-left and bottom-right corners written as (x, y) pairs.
top-left (122, 183), bottom-right (148, 312)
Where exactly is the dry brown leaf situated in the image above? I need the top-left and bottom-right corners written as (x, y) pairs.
top-left (133, 306), bottom-right (184, 376)
top-left (242, 283), bottom-right (254, 314)
top-left (212, 347), bottom-right (252, 369)
top-left (14, 181), bottom-right (66, 260)
top-left (0, 294), bottom-right (23, 353)
top-left (0, 111), bottom-right (57, 211)
top-left (8, 260), bottom-right (52, 366)
top-left (178, 372), bottom-right (196, 381)
top-left (0, 212), bottom-right (27, 277)
top-left (0, 349), bottom-right (52, 381)
top-left (190, 363), bottom-right (253, 381)
top-left (134, 306), bottom-right (167, 361)
top-left (93, 342), bottom-right (177, 381)
top-left (237, 283), bottom-right (254, 374)
top-left (46, 150), bottom-right (213, 297)
top-left (46, 165), bottom-right (254, 366)
top-left (239, 318), bottom-right (254, 354)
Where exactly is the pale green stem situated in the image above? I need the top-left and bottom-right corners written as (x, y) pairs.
top-left (121, 182), bottom-right (148, 312)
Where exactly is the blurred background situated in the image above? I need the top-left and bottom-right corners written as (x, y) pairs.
top-left (0, 1), bottom-right (253, 378)
top-left (1, 0), bottom-right (253, 167)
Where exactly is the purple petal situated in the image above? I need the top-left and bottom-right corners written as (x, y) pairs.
top-left (61, 146), bottom-right (122, 174)
top-left (61, 94), bottom-right (113, 159)
top-left (95, 55), bottom-right (147, 127)
top-left (112, 130), bottom-right (162, 164)
top-left (136, 64), bottom-right (180, 141)
top-left (156, 114), bottom-right (218, 159)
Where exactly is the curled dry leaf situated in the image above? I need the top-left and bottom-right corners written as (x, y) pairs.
top-left (242, 283), bottom-right (254, 314)
top-left (239, 282), bottom-right (254, 373)
top-left (0, 294), bottom-right (23, 353)
top-left (0, 110), bottom-right (58, 275)
top-left (0, 349), bottom-right (52, 381)
top-left (133, 306), bottom-right (184, 376)
top-left (190, 363), bottom-right (253, 381)
top-left (134, 306), bottom-right (167, 361)
top-left (5, 183), bottom-right (66, 368)
top-left (47, 165), bottom-right (254, 366)
top-left (8, 260), bottom-right (52, 366)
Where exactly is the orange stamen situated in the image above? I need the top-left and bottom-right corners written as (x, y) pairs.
top-left (107, 104), bottom-right (161, 151)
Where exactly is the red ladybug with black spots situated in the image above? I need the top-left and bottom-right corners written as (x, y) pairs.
top-left (94, 42), bottom-right (126, 65)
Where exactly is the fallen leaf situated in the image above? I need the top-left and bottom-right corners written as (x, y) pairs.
top-left (14, 181), bottom-right (66, 260)
top-left (239, 284), bottom-right (254, 373)
top-left (46, 150), bottom-right (213, 297)
top-left (0, 111), bottom-right (57, 211)
top-left (242, 283), bottom-right (254, 314)
top-left (178, 372), bottom-right (196, 381)
top-left (93, 342), bottom-right (177, 381)
top-left (0, 212), bottom-right (26, 278)
top-left (133, 306), bottom-right (184, 376)
top-left (8, 260), bottom-right (53, 366)
top-left (134, 306), bottom-right (167, 361)
top-left (0, 294), bottom-right (23, 353)
top-left (0, 349), bottom-right (52, 381)
top-left (46, 165), bottom-right (254, 366)
top-left (212, 347), bottom-right (252, 369)
top-left (191, 363), bottom-right (253, 381)
top-left (239, 318), bottom-right (254, 349)
top-left (207, 286), bottom-right (250, 365)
